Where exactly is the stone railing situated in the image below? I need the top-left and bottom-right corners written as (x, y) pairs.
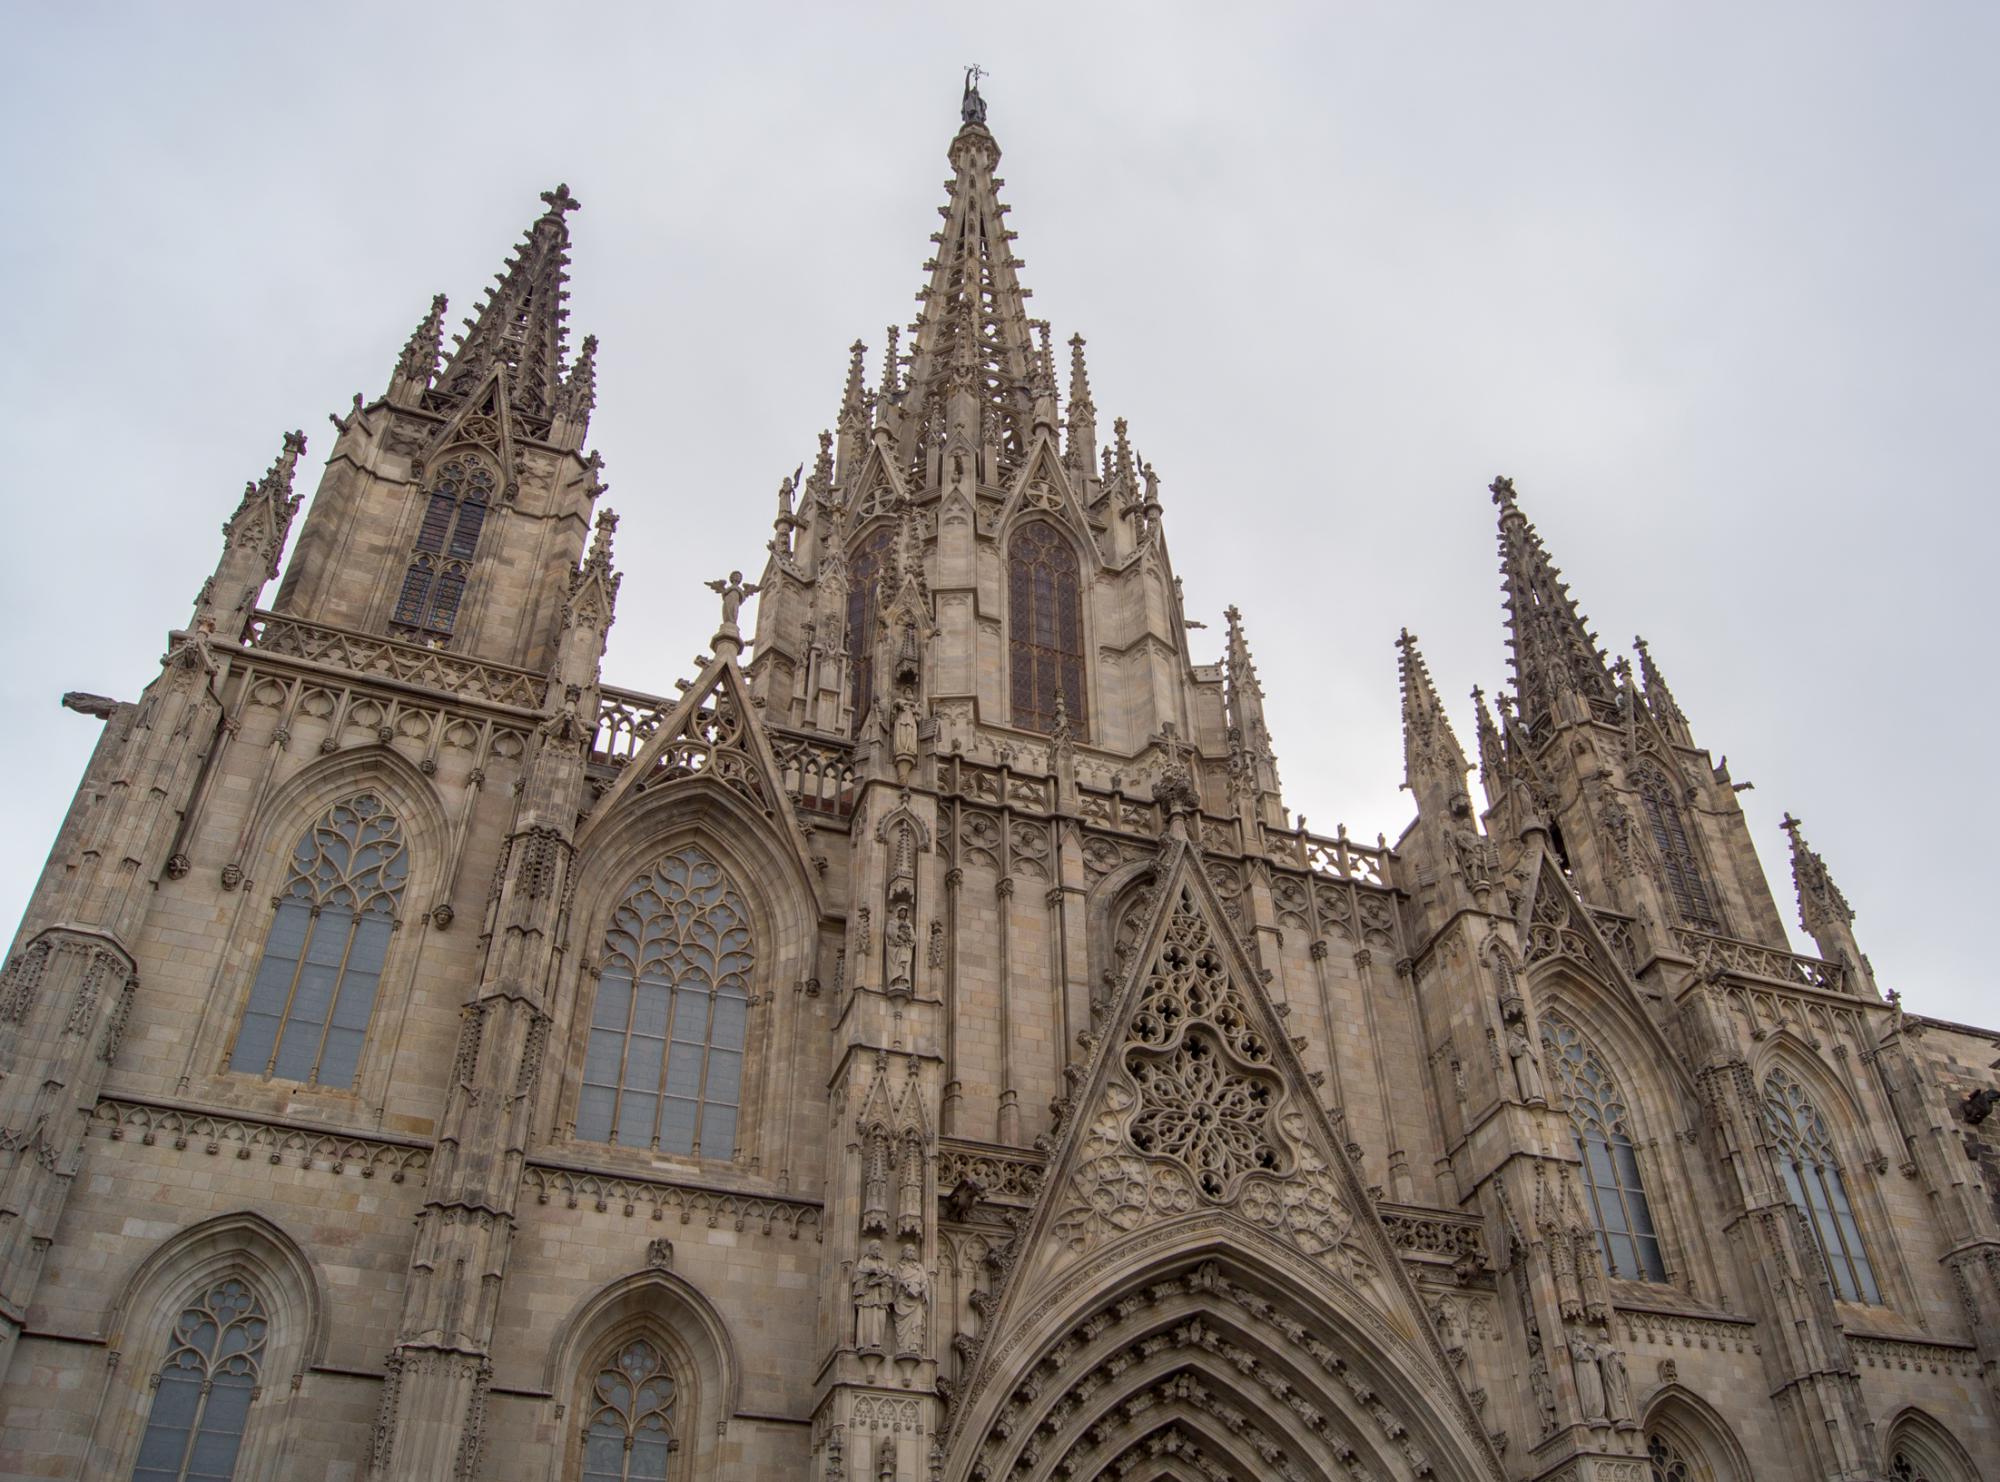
top-left (244, 613), bottom-right (547, 710)
top-left (1262, 823), bottom-right (1393, 888)
top-left (1673, 928), bottom-right (1846, 994)
top-left (594, 684), bottom-right (669, 765)
top-left (1589, 909), bottom-right (1640, 972)
top-left (1378, 1202), bottom-right (1486, 1270)
top-left (770, 728), bottom-right (858, 818)
top-left (937, 1139), bottom-right (1047, 1208)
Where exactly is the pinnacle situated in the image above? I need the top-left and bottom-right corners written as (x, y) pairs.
top-left (1492, 475), bottom-right (1614, 730)
top-left (1781, 813), bottom-right (1855, 934)
top-left (1396, 628), bottom-right (1468, 792)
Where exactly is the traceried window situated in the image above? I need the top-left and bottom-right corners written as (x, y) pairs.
top-left (577, 847), bottom-right (751, 1159)
top-left (1634, 765), bottom-right (1721, 931)
top-left (581, 1339), bottom-right (678, 1482)
top-left (1008, 519), bottom-right (1086, 737)
top-left (1890, 1454), bottom-right (1930, 1482)
top-left (231, 794), bottom-right (406, 1089)
top-left (1543, 1015), bottom-right (1668, 1282)
top-left (1647, 1433), bottom-right (1699, 1482)
top-left (1762, 1068), bottom-right (1879, 1303)
top-left (846, 525), bottom-right (899, 726)
top-left (130, 1278), bottom-right (268, 1482)
top-left (391, 453), bottom-right (495, 641)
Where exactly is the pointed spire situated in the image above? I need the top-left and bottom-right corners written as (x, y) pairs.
top-left (839, 339), bottom-right (869, 434)
top-left (389, 293), bottom-right (447, 404)
top-left (1632, 634), bottom-right (1690, 739)
top-left (1397, 628), bottom-right (1470, 796)
top-left (1223, 605), bottom-right (1284, 819)
top-left (1781, 814), bottom-right (1854, 937)
top-left (196, 430), bottom-right (306, 633)
top-left (1492, 475), bottom-right (1615, 735)
top-left (772, 465), bottom-right (801, 559)
top-left (551, 333), bottom-right (598, 449)
top-left (879, 325), bottom-right (901, 403)
top-left (1471, 685), bottom-right (1507, 799)
top-left (1065, 332), bottom-right (1097, 474)
top-left (438, 183), bottom-right (581, 421)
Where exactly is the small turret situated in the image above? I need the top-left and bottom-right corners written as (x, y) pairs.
top-left (1224, 605), bottom-right (1284, 825)
top-left (1397, 629), bottom-right (1471, 807)
top-left (1065, 333), bottom-right (1097, 477)
top-left (388, 293), bottom-right (447, 407)
top-left (550, 334), bottom-right (598, 451)
top-left (193, 430), bottom-right (306, 638)
top-left (1781, 814), bottom-right (1875, 994)
top-left (1633, 634), bottom-right (1691, 744)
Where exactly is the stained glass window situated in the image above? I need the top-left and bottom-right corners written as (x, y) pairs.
top-left (231, 794), bottom-right (407, 1089)
top-left (130, 1279), bottom-right (268, 1482)
top-left (1647, 1433), bottom-right (1697, 1482)
top-left (1007, 519), bottom-right (1086, 737)
top-left (581, 1339), bottom-right (677, 1482)
top-left (1890, 1453), bottom-right (1930, 1482)
top-left (578, 847), bottom-right (751, 1159)
top-left (1762, 1068), bottom-right (1879, 1303)
top-left (846, 525), bottom-right (899, 726)
top-left (392, 454), bottom-right (495, 641)
top-left (1634, 766), bottom-right (1721, 931)
top-left (1543, 1015), bottom-right (1668, 1281)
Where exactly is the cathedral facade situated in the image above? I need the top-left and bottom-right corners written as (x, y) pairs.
top-left (2, 80), bottom-right (1997, 1482)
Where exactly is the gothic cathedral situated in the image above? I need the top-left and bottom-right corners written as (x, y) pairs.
top-left (3, 79), bottom-right (1997, 1482)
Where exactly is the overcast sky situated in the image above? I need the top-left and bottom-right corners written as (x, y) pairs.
top-left (3, 4), bottom-right (1994, 1027)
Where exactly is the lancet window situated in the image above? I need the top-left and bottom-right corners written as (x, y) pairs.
top-left (231, 794), bottom-right (407, 1089)
top-left (1007, 518), bottom-right (1086, 736)
top-left (581, 1339), bottom-right (678, 1482)
top-left (1761, 1068), bottom-right (1879, 1303)
top-left (1634, 765), bottom-right (1721, 931)
top-left (846, 525), bottom-right (899, 725)
top-left (578, 847), bottom-right (751, 1159)
top-left (391, 453), bottom-right (495, 641)
top-left (130, 1278), bottom-right (268, 1482)
top-left (1543, 1015), bottom-right (1667, 1281)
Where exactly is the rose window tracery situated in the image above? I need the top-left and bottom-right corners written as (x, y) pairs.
top-left (1128, 1032), bottom-right (1285, 1200)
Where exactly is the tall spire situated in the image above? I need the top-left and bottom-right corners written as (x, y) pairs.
top-left (1781, 814), bottom-right (1854, 938)
top-left (1223, 606), bottom-right (1284, 821)
top-left (885, 74), bottom-right (1040, 474)
top-left (388, 292), bottom-right (447, 405)
top-left (438, 183), bottom-right (582, 423)
top-left (1397, 629), bottom-right (1470, 797)
top-left (1491, 475), bottom-right (1615, 735)
top-left (194, 430), bottom-right (306, 635)
top-left (1065, 332), bottom-right (1097, 476)
top-left (1471, 685), bottom-right (1507, 803)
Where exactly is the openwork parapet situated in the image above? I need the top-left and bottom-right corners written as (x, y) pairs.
top-left (1675, 928), bottom-right (1847, 994)
top-left (244, 613), bottom-right (547, 709)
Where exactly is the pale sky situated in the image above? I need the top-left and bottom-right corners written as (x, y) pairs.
top-left (3, 4), bottom-right (1994, 1027)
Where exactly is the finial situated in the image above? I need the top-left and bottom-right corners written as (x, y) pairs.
top-left (540, 182), bottom-right (582, 217)
top-left (582, 507), bottom-right (619, 575)
top-left (840, 339), bottom-right (869, 432)
top-left (1489, 474), bottom-right (1517, 508)
top-left (880, 325), bottom-right (901, 400)
top-left (393, 293), bottom-right (448, 390)
top-left (961, 65), bottom-right (989, 126)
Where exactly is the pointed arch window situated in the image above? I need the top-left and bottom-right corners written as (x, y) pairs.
top-left (577, 847), bottom-right (751, 1159)
top-left (581, 1339), bottom-right (678, 1482)
top-left (1633, 766), bottom-right (1721, 931)
top-left (1008, 518), bottom-right (1086, 737)
top-left (1543, 1015), bottom-right (1668, 1281)
top-left (1762, 1068), bottom-right (1879, 1303)
top-left (391, 453), bottom-right (495, 641)
top-left (230, 794), bottom-right (406, 1088)
top-left (130, 1278), bottom-right (268, 1482)
top-left (1890, 1456), bottom-right (1931, 1482)
top-left (1647, 1433), bottom-right (1701, 1482)
top-left (846, 524), bottom-right (899, 726)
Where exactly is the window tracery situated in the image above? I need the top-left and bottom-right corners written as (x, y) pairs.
top-left (130, 1278), bottom-right (268, 1482)
top-left (1761, 1067), bottom-right (1879, 1303)
top-left (1633, 766), bottom-right (1720, 930)
top-left (581, 1339), bottom-right (678, 1482)
top-left (1890, 1454), bottom-right (1931, 1482)
top-left (578, 847), bottom-right (751, 1159)
top-left (392, 453), bottom-right (495, 641)
top-left (846, 525), bottom-right (898, 725)
top-left (1542, 1015), bottom-right (1667, 1282)
top-left (231, 794), bottom-right (407, 1088)
top-left (1007, 519), bottom-right (1086, 737)
top-left (1647, 1432), bottom-right (1700, 1482)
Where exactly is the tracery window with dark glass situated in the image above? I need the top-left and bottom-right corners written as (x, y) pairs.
top-left (577, 847), bottom-right (751, 1159)
top-left (846, 525), bottom-right (899, 725)
top-left (1007, 519), bottom-right (1086, 736)
top-left (130, 1278), bottom-right (268, 1482)
top-left (391, 453), bottom-right (496, 641)
top-left (1543, 1015), bottom-right (1667, 1281)
top-left (1890, 1454), bottom-right (1930, 1482)
top-left (581, 1339), bottom-right (678, 1482)
top-left (1634, 766), bottom-right (1721, 930)
top-left (1762, 1068), bottom-right (1879, 1303)
top-left (231, 794), bottom-right (407, 1089)
top-left (1646, 1433), bottom-right (1699, 1482)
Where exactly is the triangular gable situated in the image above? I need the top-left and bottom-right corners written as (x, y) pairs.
top-left (950, 837), bottom-right (1489, 1455)
top-left (1516, 854), bottom-right (1630, 990)
top-left (844, 440), bottom-right (908, 531)
top-left (586, 657), bottom-right (816, 887)
top-left (999, 430), bottom-right (1100, 559)
top-left (423, 364), bottom-right (521, 492)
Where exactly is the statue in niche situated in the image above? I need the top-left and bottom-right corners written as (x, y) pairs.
top-left (861, 1129), bottom-right (889, 1235)
top-left (897, 1131), bottom-right (924, 1239)
top-left (892, 691), bottom-right (920, 781)
top-left (852, 1239), bottom-right (891, 1350)
top-left (1570, 1336), bottom-right (1608, 1422)
top-left (1507, 1024), bottom-right (1547, 1104)
top-left (1599, 1342), bottom-right (1632, 1420)
top-left (886, 903), bottom-right (919, 996)
top-left (1527, 1327), bottom-right (1558, 1438)
top-left (893, 1243), bottom-right (928, 1355)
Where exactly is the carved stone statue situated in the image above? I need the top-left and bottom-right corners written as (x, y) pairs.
top-left (861, 1130), bottom-right (889, 1236)
top-left (1599, 1342), bottom-right (1631, 1420)
top-left (892, 693), bottom-right (920, 778)
top-left (852, 1239), bottom-right (891, 1350)
top-left (705, 570), bottom-right (760, 628)
top-left (1508, 1026), bottom-right (1547, 1104)
top-left (1570, 1337), bottom-right (1607, 1421)
top-left (892, 1243), bottom-right (928, 1354)
top-left (886, 905), bottom-right (918, 996)
top-left (1527, 1328), bottom-right (1557, 1437)
top-left (896, 1131), bottom-right (924, 1239)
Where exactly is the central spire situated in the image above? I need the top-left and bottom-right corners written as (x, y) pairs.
top-left (1492, 475), bottom-right (1615, 735)
top-left (438, 184), bottom-right (583, 426)
top-left (882, 75), bottom-right (1041, 477)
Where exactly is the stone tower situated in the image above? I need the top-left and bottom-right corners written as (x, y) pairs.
top-left (2, 77), bottom-right (1996, 1482)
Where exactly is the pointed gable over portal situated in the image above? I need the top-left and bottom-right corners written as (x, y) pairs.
top-left (941, 837), bottom-right (1504, 1482)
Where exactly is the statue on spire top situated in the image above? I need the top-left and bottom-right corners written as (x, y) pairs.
top-left (962, 65), bottom-right (988, 126)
